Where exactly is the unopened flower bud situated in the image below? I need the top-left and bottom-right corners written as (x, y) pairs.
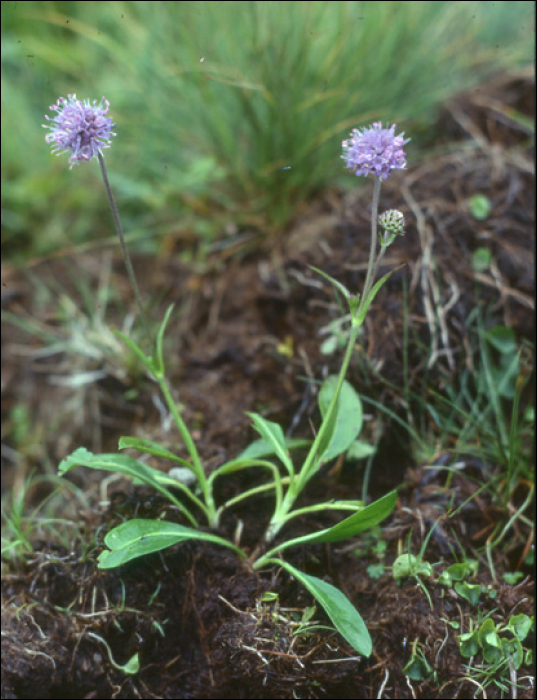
top-left (379, 209), bottom-right (405, 236)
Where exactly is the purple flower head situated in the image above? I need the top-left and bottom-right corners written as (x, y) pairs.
top-left (342, 122), bottom-right (409, 180)
top-left (43, 94), bottom-right (115, 168)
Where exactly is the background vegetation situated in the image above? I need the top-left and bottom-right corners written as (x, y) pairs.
top-left (1, 1), bottom-right (534, 259)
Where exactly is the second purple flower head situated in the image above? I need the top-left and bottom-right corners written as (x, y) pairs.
top-left (342, 122), bottom-right (409, 180)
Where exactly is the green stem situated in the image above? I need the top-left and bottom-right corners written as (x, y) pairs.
top-left (358, 176), bottom-right (382, 317)
top-left (97, 151), bottom-right (154, 351)
top-left (155, 373), bottom-right (217, 526)
top-left (370, 243), bottom-right (388, 290)
top-left (297, 320), bottom-right (361, 495)
top-left (265, 499), bottom-right (362, 527)
top-left (210, 460), bottom-right (285, 514)
top-left (263, 177), bottom-right (384, 543)
top-left (361, 416), bottom-right (382, 503)
top-left (218, 481), bottom-right (280, 514)
top-left (97, 155), bottom-right (220, 526)
top-left (264, 319), bottom-right (361, 542)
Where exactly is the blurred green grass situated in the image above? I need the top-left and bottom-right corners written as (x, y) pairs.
top-left (1, 0), bottom-right (534, 260)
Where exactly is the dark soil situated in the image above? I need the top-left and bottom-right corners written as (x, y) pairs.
top-left (1, 69), bottom-right (535, 699)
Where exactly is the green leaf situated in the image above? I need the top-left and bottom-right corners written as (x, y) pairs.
top-left (471, 247), bottom-right (492, 272)
top-left (246, 413), bottom-right (294, 476)
top-left (468, 194), bottom-right (492, 220)
top-left (86, 632), bottom-right (140, 675)
top-left (276, 559), bottom-right (372, 656)
top-left (154, 304), bottom-right (175, 376)
top-left (484, 325), bottom-right (517, 354)
top-left (392, 554), bottom-right (432, 581)
top-left (320, 334), bottom-right (340, 355)
top-left (315, 393), bottom-right (339, 463)
top-left (501, 637), bottom-right (524, 670)
top-left (209, 457), bottom-right (278, 481)
top-left (59, 447), bottom-right (163, 484)
top-left (309, 491), bottom-right (396, 544)
top-left (118, 436), bottom-right (194, 474)
top-left (478, 618), bottom-right (502, 664)
top-left (356, 264), bottom-right (404, 326)
top-left (98, 519), bottom-right (245, 568)
top-left (455, 581), bottom-right (483, 606)
top-left (437, 561), bottom-right (478, 586)
top-left (366, 563), bottom-right (385, 579)
top-left (346, 440), bottom-right (376, 460)
top-left (237, 436), bottom-right (311, 461)
top-left (121, 653), bottom-right (141, 675)
top-left (403, 651), bottom-right (432, 680)
top-left (309, 266), bottom-right (351, 300)
top-left (276, 491), bottom-right (397, 552)
top-left (459, 629), bottom-right (480, 658)
top-left (58, 447), bottom-right (198, 526)
top-left (318, 376), bottom-right (363, 463)
top-left (114, 329), bottom-right (154, 372)
top-left (507, 613), bottom-right (533, 642)
top-left (491, 351), bottom-right (520, 399)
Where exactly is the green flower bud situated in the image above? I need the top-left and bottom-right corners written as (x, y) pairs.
top-left (378, 209), bottom-right (405, 236)
top-left (378, 210), bottom-right (405, 248)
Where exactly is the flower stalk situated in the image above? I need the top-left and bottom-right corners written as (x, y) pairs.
top-left (97, 152), bottom-right (154, 351)
top-left (264, 316), bottom-right (362, 542)
top-left (153, 369), bottom-right (217, 525)
top-left (43, 94), bottom-right (153, 350)
top-left (359, 176), bottom-right (382, 314)
top-left (44, 93), bottom-right (213, 516)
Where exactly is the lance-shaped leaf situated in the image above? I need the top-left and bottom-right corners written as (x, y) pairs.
top-left (246, 413), bottom-right (295, 476)
top-left (153, 303), bottom-right (175, 376)
top-left (269, 491), bottom-right (397, 555)
top-left (98, 519), bottom-right (245, 568)
top-left (118, 436), bottom-right (195, 478)
top-left (355, 265), bottom-right (404, 326)
top-left (318, 376), bottom-right (363, 463)
top-left (275, 559), bottom-right (372, 657)
top-left (114, 329), bottom-right (154, 372)
top-left (237, 437), bottom-right (311, 461)
top-left (309, 265), bottom-right (351, 300)
top-left (58, 447), bottom-right (199, 526)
